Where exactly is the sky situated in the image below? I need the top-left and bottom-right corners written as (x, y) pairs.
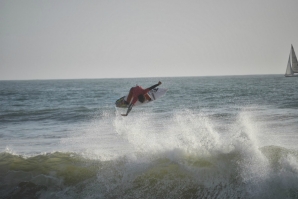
top-left (1, 0), bottom-right (298, 80)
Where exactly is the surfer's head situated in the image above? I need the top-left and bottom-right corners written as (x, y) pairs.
top-left (138, 94), bottom-right (145, 103)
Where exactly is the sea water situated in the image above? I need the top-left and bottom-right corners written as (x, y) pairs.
top-left (0, 75), bottom-right (298, 199)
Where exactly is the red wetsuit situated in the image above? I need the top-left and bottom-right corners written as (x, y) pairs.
top-left (127, 86), bottom-right (150, 105)
top-left (122, 82), bottom-right (161, 116)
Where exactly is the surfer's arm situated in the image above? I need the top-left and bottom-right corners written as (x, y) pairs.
top-left (146, 81), bottom-right (162, 91)
top-left (121, 104), bottom-right (133, 116)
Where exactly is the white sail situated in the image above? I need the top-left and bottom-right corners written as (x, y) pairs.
top-left (291, 45), bottom-right (298, 72)
top-left (285, 45), bottom-right (298, 77)
top-left (285, 55), bottom-right (294, 76)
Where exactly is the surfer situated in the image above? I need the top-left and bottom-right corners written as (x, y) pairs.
top-left (121, 81), bottom-right (162, 116)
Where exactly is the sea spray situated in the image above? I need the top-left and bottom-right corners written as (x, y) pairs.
top-left (229, 109), bottom-right (270, 197)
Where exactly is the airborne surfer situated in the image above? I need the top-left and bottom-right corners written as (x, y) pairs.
top-left (121, 81), bottom-right (162, 116)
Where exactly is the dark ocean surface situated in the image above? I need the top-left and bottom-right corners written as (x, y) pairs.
top-left (0, 75), bottom-right (298, 198)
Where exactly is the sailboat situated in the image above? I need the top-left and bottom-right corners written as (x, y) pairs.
top-left (285, 45), bottom-right (298, 77)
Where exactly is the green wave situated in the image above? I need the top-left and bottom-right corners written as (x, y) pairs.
top-left (0, 152), bottom-right (98, 186)
top-left (1, 146), bottom-right (298, 199)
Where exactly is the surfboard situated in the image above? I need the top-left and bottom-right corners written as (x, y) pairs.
top-left (115, 88), bottom-right (168, 108)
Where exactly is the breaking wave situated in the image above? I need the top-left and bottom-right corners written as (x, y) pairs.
top-left (1, 109), bottom-right (298, 199)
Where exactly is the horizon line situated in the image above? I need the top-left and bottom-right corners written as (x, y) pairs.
top-left (0, 73), bottom-right (284, 81)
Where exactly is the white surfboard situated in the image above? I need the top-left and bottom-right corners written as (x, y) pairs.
top-left (115, 88), bottom-right (168, 108)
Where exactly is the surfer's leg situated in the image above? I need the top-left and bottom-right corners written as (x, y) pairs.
top-left (125, 88), bottom-right (133, 104)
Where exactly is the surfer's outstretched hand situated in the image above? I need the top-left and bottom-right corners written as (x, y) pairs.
top-left (158, 81), bottom-right (162, 85)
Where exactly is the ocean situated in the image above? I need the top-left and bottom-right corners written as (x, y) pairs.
top-left (0, 75), bottom-right (298, 199)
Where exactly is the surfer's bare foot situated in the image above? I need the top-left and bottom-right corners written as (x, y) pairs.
top-left (121, 114), bottom-right (128, 116)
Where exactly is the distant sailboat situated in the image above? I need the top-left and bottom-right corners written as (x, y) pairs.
top-left (285, 45), bottom-right (298, 77)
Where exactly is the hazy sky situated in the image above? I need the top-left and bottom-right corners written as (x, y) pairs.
top-left (1, 0), bottom-right (298, 80)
